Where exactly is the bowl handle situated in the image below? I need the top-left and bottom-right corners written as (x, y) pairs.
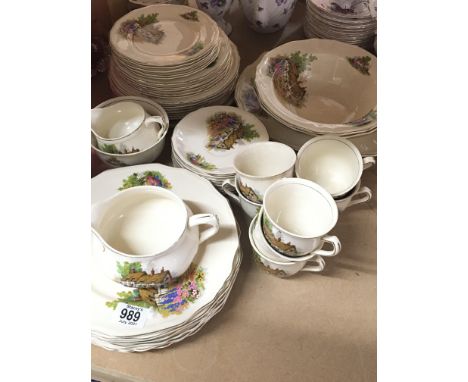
top-left (144, 116), bottom-right (166, 139)
top-left (188, 213), bottom-right (220, 245)
top-left (312, 235), bottom-right (342, 257)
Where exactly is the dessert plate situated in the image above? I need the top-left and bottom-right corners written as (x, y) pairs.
top-left (91, 164), bottom-right (240, 340)
top-left (172, 106), bottom-right (269, 175)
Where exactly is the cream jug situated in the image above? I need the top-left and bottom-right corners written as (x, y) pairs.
top-left (91, 186), bottom-right (219, 285)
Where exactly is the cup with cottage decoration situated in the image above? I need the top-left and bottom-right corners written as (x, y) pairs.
top-left (232, 141), bottom-right (296, 204)
top-left (261, 177), bottom-right (340, 257)
top-left (249, 214), bottom-right (326, 278)
top-left (255, 206), bottom-right (341, 261)
top-left (295, 135), bottom-right (375, 199)
top-left (222, 177), bottom-right (262, 219)
top-left (91, 186), bottom-right (219, 285)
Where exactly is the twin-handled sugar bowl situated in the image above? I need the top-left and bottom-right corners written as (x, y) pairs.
top-left (91, 101), bottom-right (166, 155)
top-left (91, 186), bottom-right (219, 285)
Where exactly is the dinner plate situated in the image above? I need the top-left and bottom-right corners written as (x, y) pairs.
top-left (172, 106), bottom-right (269, 175)
top-left (91, 164), bottom-right (240, 341)
top-left (110, 4), bottom-right (219, 66)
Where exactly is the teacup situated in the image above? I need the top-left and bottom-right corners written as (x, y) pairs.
top-left (233, 141), bottom-right (296, 203)
top-left (240, 0), bottom-right (298, 34)
top-left (295, 135), bottom-right (376, 198)
top-left (334, 180), bottom-right (372, 213)
top-left (221, 177), bottom-right (261, 219)
top-left (91, 186), bottom-right (219, 284)
top-left (249, 214), bottom-right (325, 278)
top-left (262, 178), bottom-right (339, 257)
top-left (254, 208), bottom-right (340, 262)
top-left (91, 101), bottom-right (166, 155)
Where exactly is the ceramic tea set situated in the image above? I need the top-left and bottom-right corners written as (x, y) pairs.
top-left (221, 135), bottom-right (374, 278)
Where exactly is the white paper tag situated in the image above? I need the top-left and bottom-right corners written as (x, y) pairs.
top-left (113, 303), bottom-right (151, 329)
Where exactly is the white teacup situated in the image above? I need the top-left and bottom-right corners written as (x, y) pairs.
top-left (334, 180), bottom-right (372, 213)
top-left (254, 208), bottom-right (340, 261)
top-left (262, 178), bottom-right (340, 257)
top-left (91, 101), bottom-right (166, 155)
top-left (249, 214), bottom-right (325, 278)
top-left (222, 177), bottom-right (261, 219)
top-left (295, 135), bottom-right (376, 198)
top-left (233, 141), bottom-right (296, 203)
top-left (91, 186), bottom-right (219, 284)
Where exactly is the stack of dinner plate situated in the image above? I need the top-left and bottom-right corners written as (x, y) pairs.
top-left (252, 39), bottom-right (376, 142)
top-left (108, 4), bottom-right (240, 120)
top-left (91, 164), bottom-right (242, 352)
top-left (304, 0), bottom-right (377, 50)
top-left (171, 106), bottom-right (269, 189)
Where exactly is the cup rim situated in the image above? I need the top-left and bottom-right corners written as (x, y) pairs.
top-left (263, 177), bottom-right (338, 239)
top-left (295, 135), bottom-right (363, 197)
top-left (92, 186), bottom-right (190, 258)
top-left (92, 101), bottom-right (146, 142)
top-left (233, 141), bottom-right (296, 180)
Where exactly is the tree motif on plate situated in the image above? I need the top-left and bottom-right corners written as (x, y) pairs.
top-left (261, 213), bottom-right (298, 256)
top-left (268, 51), bottom-right (317, 107)
top-left (347, 56), bottom-right (372, 75)
top-left (119, 13), bottom-right (165, 45)
top-left (180, 11), bottom-right (199, 21)
top-left (185, 42), bottom-right (204, 56)
top-left (118, 171), bottom-right (172, 191)
top-left (206, 111), bottom-right (260, 150)
top-left (186, 152), bottom-right (217, 171)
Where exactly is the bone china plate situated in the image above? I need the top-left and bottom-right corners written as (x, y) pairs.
top-left (172, 106), bottom-right (269, 175)
top-left (110, 4), bottom-right (219, 66)
top-left (91, 164), bottom-right (240, 340)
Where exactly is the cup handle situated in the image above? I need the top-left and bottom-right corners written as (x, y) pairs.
top-left (188, 213), bottom-right (220, 245)
top-left (363, 156), bottom-right (376, 170)
top-left (313, 235), bottom-right (341, 257)
top-left (301, 255), bottom-right (326, 273)
top-left (144, 116), bottom-right (165, 139)
top-left (347, 186), bottom-right (372, 208)
top-left (221, 179), bottom-right (240, 205)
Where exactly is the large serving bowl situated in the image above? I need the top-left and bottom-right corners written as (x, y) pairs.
top-left (91, 96), bottom-right (169, 167)
top-left (255, 39), bottom-right (377, 135)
